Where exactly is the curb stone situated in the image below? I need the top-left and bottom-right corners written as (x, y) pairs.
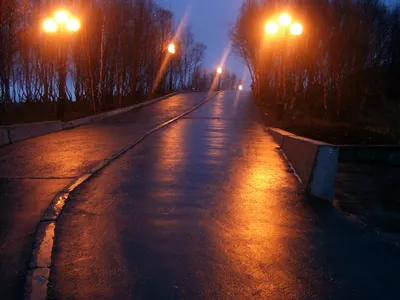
top-left (1, 92), bottom-right (179, 147)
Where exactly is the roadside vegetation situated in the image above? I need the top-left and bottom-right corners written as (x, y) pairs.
top-left (0, 0), bottom-right (237, 125)
top-left (232, 0), bottom-right (400, 145)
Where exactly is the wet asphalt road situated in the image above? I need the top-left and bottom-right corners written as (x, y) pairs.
top-left (0, 93), bottom-right (211, 300)
top-left (45, 92), bottom-right (400, 299)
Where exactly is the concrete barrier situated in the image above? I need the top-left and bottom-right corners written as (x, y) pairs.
top-left (268, 128), bottom-right (338, 203)
top-left (267, 128), bottom-right (294, 147)
top-left (62, 92), bottom-right (178, 130)
top-left (0, 127), bottom-right (10, 146)
top-left (8, 121), bottom-right (62, 144)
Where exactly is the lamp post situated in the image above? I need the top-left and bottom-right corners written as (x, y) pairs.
top-left (217, 67), bottom-right (222, 91)
top-left (168, 43), bottom-right (176, 92)
top-left (42, 10), bottom-right (80, 120)
top-left (265, 13), bottom-right (303, 120)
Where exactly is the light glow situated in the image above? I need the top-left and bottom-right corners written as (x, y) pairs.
top-left (290, 23), bottom-right (303, 35)
top-left (265, 21), bottom-right (279, 34)
top-left (238, 85), bottom-right (243, 91)
top-left (278, 13), bottom-right (291, 27)
top-left (168, 43), bottom-right (176, 54)
top-left (66, 18), bottom-right (80, 32)
top-left (43, 19), bottom-right (57, 32)
top-left (217, 67), bottom-right (222, 74)
top-left (55, 10), bottom-right (69, 23)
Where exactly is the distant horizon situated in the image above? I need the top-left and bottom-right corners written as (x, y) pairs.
top-left (160, 0), bottom-right (251, 89)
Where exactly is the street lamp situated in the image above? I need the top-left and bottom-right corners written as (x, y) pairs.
top-left (265, 13), bottom-right (303, 120)
top-left (42, 9), bottom-right (81, 120)
top-left (238, 85), bottom-right (243, 91)
top-left (167, 43), bottom-right (176, 91)
top-left (168, 43), bottom-right (176, 54)
top-left (217, 67), bottom-right (222, 90)
top-left (278, 13), bottom-right (292, 27)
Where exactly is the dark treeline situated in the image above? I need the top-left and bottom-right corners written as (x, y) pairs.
top-left (0, 0), bottom-right (224, 124)
top-left (232, 0), bottom-right (400, 138)
top-left (191, 67), bottom-right (238, 91)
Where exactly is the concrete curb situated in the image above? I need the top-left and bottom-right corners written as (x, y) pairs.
top-left (2, 121), bottom-right (63, 144)
top-left (0, 126), bottom-right (10, 146)
top-left (24, 91), bottom-right (220, 300)
top-left (61, 92), bottom-right (179, 130)
top-left (1, 92), bottom-right (179, 146)
top-left (268, 127), bottom-right (338, 203)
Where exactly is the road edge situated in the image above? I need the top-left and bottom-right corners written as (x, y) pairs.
top-left (1, 92), bottom-right (179, 147)
top-left (24, 91), bottom-right (221, 300)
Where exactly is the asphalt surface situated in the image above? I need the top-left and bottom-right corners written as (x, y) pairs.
top-left (0, 92), bottom-right (211, 300)
top-left (43, 91), bottom-right (400, 299)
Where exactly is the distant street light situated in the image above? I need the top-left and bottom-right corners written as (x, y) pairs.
top-left (264, 13), bottom-right (303, 119)
top-left (168, 43), bottom-right (176, 54)
top-left (238, 85), bottom-right (243, 91)
top-left (217, 67), bottom-right (222, 90)
top-left (167, 43), bottom-right (176, 91)
top-left (42, 9), bottom-right (81, 120)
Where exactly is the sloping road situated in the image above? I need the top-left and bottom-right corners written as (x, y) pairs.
top-left (47, 92), bottom-right (400, 299)
top-left (0, 92), bottom-right (211, 300)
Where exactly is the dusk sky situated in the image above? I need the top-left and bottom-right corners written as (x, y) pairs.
top-left (160, 0), bottom-right (399, 89)
top-left (160, 0), bottom-right (250, 87)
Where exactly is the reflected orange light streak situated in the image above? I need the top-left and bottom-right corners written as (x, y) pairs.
top-left (210, 128), bottom-right (298, 296)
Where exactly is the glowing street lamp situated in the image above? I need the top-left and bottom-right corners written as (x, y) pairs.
top-left (168, 43), bottom-right (176, 54)
top-left (264, 13), bottom-right (304, 120)
top-left (265, 13), bottom-right (303, 37)
top-left (290, 22), bottom-right (303, 36)
top-left (43, 10), bottom-right (80, 33)
top-left (238, 85), bottom-right (243, 91)
top-left (278, 13), bottom-right (292, 27)
top-left (265, 21), bottom-right (279, 35)
top-left (167, 43), bottom-right (176, 91)
top-left (55, 10), bottom-right (69, 23)
top-left (217, 67), bottom-right (223, 90)
top-left (42, 9), bottom-right (81, 120)
top-left (66, 18), bottom-right (81, 32)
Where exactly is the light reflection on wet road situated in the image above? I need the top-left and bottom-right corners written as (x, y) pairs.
top-left (0, 93), bottom-right (211, 300)
top-left (49, 92), bottom-right (400, 299)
